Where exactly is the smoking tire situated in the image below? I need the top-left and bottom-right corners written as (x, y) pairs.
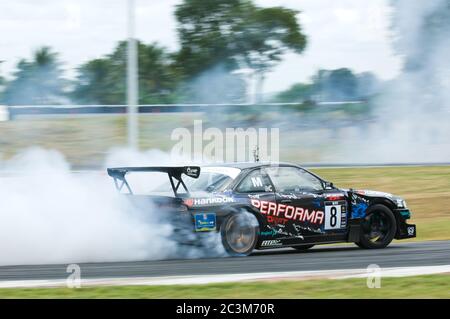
top-left (356, 204), bottom-right (397, 249)
top-left (221, 213), bottom-right (259, 256)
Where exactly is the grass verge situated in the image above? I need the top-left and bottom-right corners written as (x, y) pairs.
top-left (0, 274), bottom-right (448, 298)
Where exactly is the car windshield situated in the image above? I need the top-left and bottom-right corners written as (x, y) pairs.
top-left (126, 167), bottom-right (241, 195)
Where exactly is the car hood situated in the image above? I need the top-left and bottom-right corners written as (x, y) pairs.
top-left (341, 188), bottom-right (404, 201)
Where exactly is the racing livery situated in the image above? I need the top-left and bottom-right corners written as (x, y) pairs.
top-left (107, 162), bottom-right (416, 256)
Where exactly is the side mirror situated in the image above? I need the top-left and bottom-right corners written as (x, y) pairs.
top-left (324, 181), bottom-right (334, 189)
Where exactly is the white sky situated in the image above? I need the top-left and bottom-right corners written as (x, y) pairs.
top-left (0, 0), bottom-right (402, 93)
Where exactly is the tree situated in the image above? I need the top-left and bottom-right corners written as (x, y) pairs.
top-left (274, 83), bottom-right (315, 103)
top-left (174, 0), bottom-right (307, 102)
top-left (3, 47), bottom-right (67, 105)
top-left (356, 72), bottom-right (380, 99)
top-left (274, 69), bottom-right (380, 103)
top-left (236, 6), bottom-right (307, 101)
top-left (313, 68), bottom-right (358, 101)
top-left (72, 41), bottom-right (179, 105)
top-left (175, 64), bottom-right (247, 103)
top-left (71, 58), bottom-right (119, 105)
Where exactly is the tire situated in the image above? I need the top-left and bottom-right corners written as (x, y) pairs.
top-left (356, 204), bottom-right (397, 249)
top-left (220, 212), bottom-right (259, 256)
top-left (292, 244), bottom-right (315, 251)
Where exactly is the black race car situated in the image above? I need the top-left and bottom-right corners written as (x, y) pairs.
top-left (107, 162), bottom-right (416, 256)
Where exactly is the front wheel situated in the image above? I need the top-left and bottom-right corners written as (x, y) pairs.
top-left (221, 213), bottom-right (259, 256)
top-left (356, 204), bottom-right (397, 249)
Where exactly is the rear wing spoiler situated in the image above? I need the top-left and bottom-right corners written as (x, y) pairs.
top-left (107, 166), bottom-right (200, 196)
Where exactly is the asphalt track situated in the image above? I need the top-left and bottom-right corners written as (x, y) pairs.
top-left (0, 240), bottom-right (449, 282)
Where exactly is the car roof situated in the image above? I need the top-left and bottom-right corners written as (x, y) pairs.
top-left (202, 162), bottom-right (302, 170)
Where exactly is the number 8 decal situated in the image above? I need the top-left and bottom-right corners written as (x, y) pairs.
top-left (330, 206), bottom-right (337, 227)
top-left (325, 204), bottom-right (342, 230)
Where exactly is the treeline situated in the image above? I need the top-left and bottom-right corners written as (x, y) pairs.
top-left (0, 0), bottom-right (380, 106)
top-left (274, 68), bottom-right (381, 103)
top-left (0, 0), bottom-right (307, 106)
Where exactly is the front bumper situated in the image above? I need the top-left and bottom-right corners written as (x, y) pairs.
top-left (394, 208), bottom-right (416, 239)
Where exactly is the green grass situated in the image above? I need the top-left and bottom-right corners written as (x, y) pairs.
top-left (1, 274), bottom-right (449, 298)
top-left (0, 114), bottom-right (198, 166)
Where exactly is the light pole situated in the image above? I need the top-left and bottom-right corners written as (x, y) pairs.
top-left (127, 0), bottom-right (139, 149)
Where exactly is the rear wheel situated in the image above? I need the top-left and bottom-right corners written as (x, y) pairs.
top-left (221, 213), bottom-right (259, 256)
top-left (292, 244), bottom-right (314, 251)
top-left (356, 204), bottom-right (397, 249)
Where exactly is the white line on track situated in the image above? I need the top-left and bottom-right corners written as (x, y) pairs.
top-left (0, 265), bottom-right (448, 289)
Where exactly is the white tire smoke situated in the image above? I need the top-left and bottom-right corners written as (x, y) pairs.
top-left (0, 148), bottom-right (180, 266)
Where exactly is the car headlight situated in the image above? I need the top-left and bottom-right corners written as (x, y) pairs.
top-left (396, 199), bottom-right (407, 208)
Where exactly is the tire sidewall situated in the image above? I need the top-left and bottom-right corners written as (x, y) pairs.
top-left (358, 204), bottom-right (397, 249)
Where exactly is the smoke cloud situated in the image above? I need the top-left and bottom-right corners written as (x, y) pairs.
top-left (0, 147), bottom-right (224, 266)
top-left (335, 0), bottom-right (450, 163)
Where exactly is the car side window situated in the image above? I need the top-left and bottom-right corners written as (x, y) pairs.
top-left (266, 167), bottom-right (324, 192)
top-left (236, 169), bottom-right (274, 193)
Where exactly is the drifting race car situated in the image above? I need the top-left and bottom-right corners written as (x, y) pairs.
top-left (107, 162), bottom-right (416, 256)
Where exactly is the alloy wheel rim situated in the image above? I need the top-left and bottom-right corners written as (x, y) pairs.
top-left (362, 211), bottom-right (391, 243)
top-left (225, 215), bottom-right (256, 254)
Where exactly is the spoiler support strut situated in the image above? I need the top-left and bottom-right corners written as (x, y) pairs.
top-left (107, 166), bottom-right (200, 197)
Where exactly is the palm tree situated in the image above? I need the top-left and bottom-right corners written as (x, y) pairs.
top-left (3, 47), bottom-right (66, 105)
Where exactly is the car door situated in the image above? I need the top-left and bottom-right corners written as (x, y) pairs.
top-left (265, 166), bottom-right (345, 240)
top-left (234, 168), bottom-right (282, 243)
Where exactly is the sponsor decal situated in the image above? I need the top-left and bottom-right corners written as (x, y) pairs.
top-left (184, 196), bottom-right (235, 207)
top-left (194, 213), bottom-right (216, 231)
top-left (262, 225), bottom-right (305, 239)
top-left (251, 199), bottom-right (324, 225)
top-left (350, 194), bottom-right (369, 219)
top-left (293, 223), bottom-right (324, 234)
top-left (259, 230), bottom-right (277, 236)
top-left (266, 216), bottom-right (289, 224)
top-left (277, 193), bottom-right (298, 199)
top-left (183, 198), bottom-right (194, 207)
top-left (273, 228), bottom-right (304, 239)
top-left (351, 202), bottom-right (368, 219)
top-left (407, 226), bottom-right (415, 236)
top-left (251, 176), bottom-right (263, 188)
top-left (261, 240), bottom-right (282, 247)
top-left (184, 166), bottom-right (200, 178)
top-left (312, 198), bottom-right (323, 208)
